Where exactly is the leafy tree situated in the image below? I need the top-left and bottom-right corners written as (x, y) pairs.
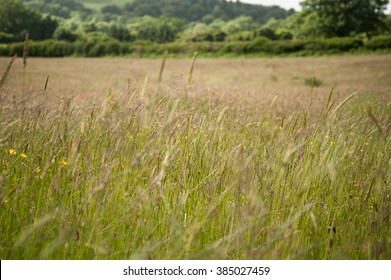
top-left (134, 4), bottom-right (162, 17)
top-left (101, 5), bottom-right (122, 15)
top-left (24, 0), bottom-right (91, 19)
top-left (128, 16), bottom-right (184, 43)
top-left (300, 0), bottom-right (390, 37)
top-left (107, 25), bottom-right (133, 42)
top-left (53, 27), bottom-right (79, 42)
top-left (0, 0), bottom-right (58, 41)
top-left (222, 16), bottom-right (256, 35)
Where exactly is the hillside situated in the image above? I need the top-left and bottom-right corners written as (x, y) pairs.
top-left (1, 0), bottom-right (389, 54)
top-left (77, 0), bottom-right (132, 10)
top-left (24, 0), bottom-right (294, 23)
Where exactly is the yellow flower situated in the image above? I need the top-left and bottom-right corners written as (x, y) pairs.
top-left (34, 167), bottom-right (41, 174)
top-left (364, 141), bottom-right (369, 146)
top-left (330, 141), bottom-right (336, 145)
top-left (62, 160), bottom-right (68, 166)
top-left (9, 149), bottom-right (16, 155)
top-left (20, 153), bottom-right (28, 158)
top-left (3, 198), bottom-right (10, 204)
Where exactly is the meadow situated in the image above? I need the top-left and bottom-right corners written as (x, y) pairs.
top-left (0, 54), bottom-right (390, 259)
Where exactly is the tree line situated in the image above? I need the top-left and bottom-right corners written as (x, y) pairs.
top-left (0, 0), bottom-right (390, 56)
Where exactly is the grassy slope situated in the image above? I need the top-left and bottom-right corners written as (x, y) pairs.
top-left (75, 0), bottom-right (133, 10)
top-left (0, 56), bottom-right (390, 259)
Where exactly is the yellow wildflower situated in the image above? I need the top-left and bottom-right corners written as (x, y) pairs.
top-left (62, 160), bottom-right (68, 166)
top-left (3, 198), bottom-right (10, 204)
top-left (34, 167), bottom-right (41, 174)
top-left (20, 153), bottom-right (28, 158)
top-left (9, 149), bottom-right (16, 155)
top-left (330, 141), bottom-right (336, 145)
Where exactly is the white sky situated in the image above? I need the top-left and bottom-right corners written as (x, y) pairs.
top-left (234, 0), bottom-right (391, 13)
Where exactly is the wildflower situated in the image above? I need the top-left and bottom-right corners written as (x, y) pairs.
top-left (62, 160), bottom-right (68, 166)
top-left (364, 141), bottom-right (369, 146)
top-left (120, 164), bottom-right (125, 170)
top-left (9, 149), bottom-right (16, 155)
top-left (20, 153), bottom-right (28, 158)
top-left (330, 141), bottom-right (336, 145)
top-left (3, 198), bottom-right (9, 204)
top-left (34, 167), bottom-right (41, 174)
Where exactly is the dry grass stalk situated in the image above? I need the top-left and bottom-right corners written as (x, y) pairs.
top-left (23, 33), bottom-right (29, 69)
top-left (44, 74), bottom-right (50, 92)
top-left (158, 50), bottom-right (168, 85)
top-left (187, 51), bottom-right (198, 88)
top-left (0, 54), bottom-right (17, 90)
top-left (22, 33), bottom-right (29, 95)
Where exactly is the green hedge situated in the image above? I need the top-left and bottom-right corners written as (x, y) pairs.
top-left (1, 36), bottom-right (390, 57)
top-left (365, 35), bottom-right (391, 50)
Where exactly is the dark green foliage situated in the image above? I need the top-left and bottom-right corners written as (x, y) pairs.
top-left (365, 35), bottom-right (391, 50)
top-left (101, 4), bottom-right (122, 15)
top-left (254, 27), bottom-right (278, 40)
top-left (121, 0), bottom-right (294, 23)
top-left (129, 17), bottom-right (185, 43)
top-left (2, 36), bottom-right (390, 58)
top-left (0, 0), bottom-right (58, 41)
top-left (0, 33), bottom-right (15, 44)
top-left (24, 0), bottom-right (91, 18)
top-left (108, 25), bottom-right (134, 42)
top-left (300, 0), bottom-right (389, 37)
top-left (54, 28), bottom-right (79, 42)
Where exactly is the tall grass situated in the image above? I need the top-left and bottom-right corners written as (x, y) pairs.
top-left (22, 33), bottom-right (29, 95)
top-left (0, 55), bottom-right (390, 260)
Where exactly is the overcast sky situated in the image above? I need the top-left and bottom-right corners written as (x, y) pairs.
top-left (233, 0), bottom-right (391, 13)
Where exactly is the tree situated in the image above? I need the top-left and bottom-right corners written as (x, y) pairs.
top-left (300, 0), bottom-right (389, 37)
top-left (0, 0), bottom-right (58, 41)
top-left (222, 16), bottom-right (255, 35)
top-left (101, 5), bottom-right (122, 15)
top-left (129, 16), bottom-right (184, 43)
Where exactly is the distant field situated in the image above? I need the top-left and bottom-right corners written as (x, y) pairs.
top-left (1, 55), bottom-right (390, 105)
top-left (0, 55), bottom-right (390, 259)
top-left (76, 0), bottom-right (133, 10)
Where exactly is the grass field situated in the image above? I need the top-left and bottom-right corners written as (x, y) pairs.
top-left (0, 54), bottom-right (390, 259)
top-left (77, 0), bottom-right (133, 10)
